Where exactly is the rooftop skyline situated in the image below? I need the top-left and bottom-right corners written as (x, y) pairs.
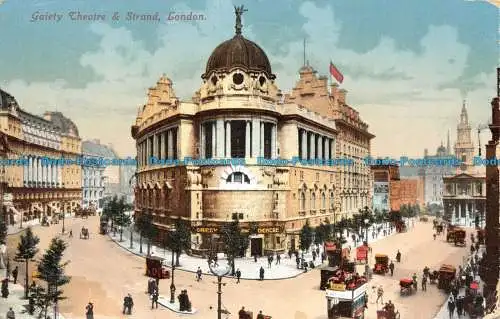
top-left (0, 0), bottom-right (497, 157)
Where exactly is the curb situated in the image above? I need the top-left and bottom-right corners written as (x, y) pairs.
top-left (107, 234), bottom-right (319, 281)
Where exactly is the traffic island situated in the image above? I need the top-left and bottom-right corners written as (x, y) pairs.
top-left (157, 295), bottom-right (197, 314)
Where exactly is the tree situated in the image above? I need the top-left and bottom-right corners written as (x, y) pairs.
top-left (136, 214), bottom-right (157, 256)
top-left (37, 237), bottom-right (71, 319)
top-left (114, 212), bottom-right (131, 242)
top-left (15, 227), bottom-right (40, 299)
top-left (314, 224), bottom-right (327, 245)
top-left (168, 218), bottom-right (192, 266)
top-left (103, 196), bottom-right (132, 236)
top-left (299, 221), bottom-right (313, 251)
top-left (220, 221), bottom-right (249, 275)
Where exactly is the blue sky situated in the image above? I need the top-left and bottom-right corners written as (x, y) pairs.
top-left (0, 0), bottom-right (497, 156)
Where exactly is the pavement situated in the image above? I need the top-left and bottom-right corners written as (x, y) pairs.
top-left (3, 215), bottom-right (470, 319)
top-left (7, 213), bottom-right (74, 236)
top-left (108, 219), bottom-right (411, 280)
top-left (0, 280), bottom-right (66, 319)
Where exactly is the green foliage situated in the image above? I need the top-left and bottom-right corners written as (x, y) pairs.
top-left (168, 218), bottom-right (192, 265)
top-left (37, 238), bottom-right (71, 304)
top-left (15, 227), bottom-right (40, 298)
top-left (136, 213), bottom-right (157, 240)
top-left (220, 221), bottom-right (249, 274)
top-left (103, 195), bottom-right (132, 224)
top-left (314, 223), bottom-right (328, 245)
top-left (299, 221), bottom-right (313, 251)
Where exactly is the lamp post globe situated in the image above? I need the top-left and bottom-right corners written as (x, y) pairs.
top-left (208, 252), bottom-right (231, 319)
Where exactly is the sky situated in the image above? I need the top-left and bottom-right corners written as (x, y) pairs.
top-left (0, 0), bottom-right (498, 157)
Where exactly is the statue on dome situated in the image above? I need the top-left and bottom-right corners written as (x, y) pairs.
top-left (234, 5), bottom-right (247, 35)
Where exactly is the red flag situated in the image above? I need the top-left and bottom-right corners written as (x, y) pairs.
top-left (329, 61), bottom-right (344, 83)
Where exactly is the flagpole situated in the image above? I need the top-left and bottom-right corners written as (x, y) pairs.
top-left (303, 38), bottom-right (306, 67)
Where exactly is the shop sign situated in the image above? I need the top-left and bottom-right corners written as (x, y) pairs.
top-left (326, 289), bottom-right (353, 300)
top-left (257, 226), bottom-right (282, 234)
top-left (330, 283), bottom-right (346, 291)
top-left (194, 226), bottom-right (219, 234)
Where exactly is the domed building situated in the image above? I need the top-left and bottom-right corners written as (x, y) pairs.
top-left (132, 9), bottom-right (342, 255)
top-left (0, 88), bottom-right (82, 225)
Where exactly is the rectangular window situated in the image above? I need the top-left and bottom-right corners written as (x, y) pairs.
top-left (231, 121), bottom-right (246, 158)
top-left (157, 134), bottom-right (162, 159)
top-left (172, 128), bottom-right (178, 159)
top-left (263, 123), bottom-right (272, 159)
top-left (204, 122), bottom-right (213, 159)
top-left (298, 129), bottom-right (302, 159)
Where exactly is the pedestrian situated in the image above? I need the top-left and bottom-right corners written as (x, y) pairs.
top-left (256, 310), bottom-right (265, 319)
top-left (239, 306), bottom-right (247, 319)
top-left (296, 256), bottom-right (300, 269)
top-left (421, 275), bottom-right (427, 291)
top-left (12, 266), bottom-right (18, 284)
top-left (433, 233), bottom-right (436, 240)
top-left (376, 286), bottom-right (384, 304)
top-left (267, 255), bottom-right (272, 268)
top-left (6, 307), bottom-right (15, 319)
top-left (452, 286), bottom-right (459, 300)
top-left (151, 290), bottom-right (159, 309)
top-left (456, 296), bottom-right (464, 316)
top-left (389, 261), bottom-right (394, 276)
top-left (69, 230), bottom-right (73, 238)
top-left (236, 268), bottom-right (241, 283)
top-left (86, 302), bottom-right (94, 319)
top-left (123, 295), bottom-right (128, 314)
top-left (412, 273), bottom-right (418, 291)
top-left (447, 297), bottom-right (456, 319)
top-left (213, 255), bottom-right (218, 267)
top-left (254, 254), bottom-right (257, 262)
top-left (276, 254), bottom-right (281, 265)
top-left (288, 249), bottom-right (293, 259)
top-left (259, 266), bottom-right (265, 280)
top-left (396, 250), bottom-right (401, 262)
top-left (312, 250), bottom-right (316, 261)
top-left (196, 267), bottom-right (202, 281)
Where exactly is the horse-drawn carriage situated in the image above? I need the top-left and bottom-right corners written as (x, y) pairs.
top-left (446, 226), bottom-right (465, 243)
top-left (437, 264), bottom-right (456, 291)
top-left (80, 227), bottom-right (90, 239)
top-left (436, 224), bottom-right (444, 235)
top-left (419, 216), bottom-right (428, 222)
top-left (395, 221), bottom-right (406, 233)
top-left (400, 278), bottom-right (415, 295)
top-left (453, 229), bottom-right (466, 246)
top-left (373, 254), bottom-right (389, 275)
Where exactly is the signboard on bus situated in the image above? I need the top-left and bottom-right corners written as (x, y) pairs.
top-left (326, 284), bottom-right (367, 300)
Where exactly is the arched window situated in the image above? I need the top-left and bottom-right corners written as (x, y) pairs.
top-left (226, 172), bottom-right (250, 184)
top-left (300, 192), bottom-right (305, 211)
top-left (322, 192), bottom-right (326, 209)
top-left (311, 192), bottom-right (316, 210)
top-left (330, 192), bottom-right (334, 210)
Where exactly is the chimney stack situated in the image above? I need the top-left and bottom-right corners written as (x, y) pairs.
top-left (338, 89), bottom-right (348, 104)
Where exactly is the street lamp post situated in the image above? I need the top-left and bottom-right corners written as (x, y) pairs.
top-left (169, 247), bottom-right (176, 304)
top-left (19, 210), bottom-right (23, 229)
top-left (207, 238), bottom-right (231, 319)
top-left (364, 218), bottom-right (369, 244)
top-left (129, 222), bottom-right (134, 249)
top-left (61, 210), bottom-right (65, 234)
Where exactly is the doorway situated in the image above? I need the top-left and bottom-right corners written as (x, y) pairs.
top-left (291, 237), bottom-right (296, 251)
top-left (250, 238), bottom-right (262, 256)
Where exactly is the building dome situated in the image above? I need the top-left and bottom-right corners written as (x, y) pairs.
top-left (202, 35), bottom-right (275, 80)
top-left (202, 6), bottom-right (275, 80)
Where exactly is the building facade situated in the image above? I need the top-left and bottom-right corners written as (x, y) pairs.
top-left (421, 136), bottom-right (456, 205)
top-left (0, 89), bottom-right (82, 224)
top-left (81, 139), bottom-right (108, 209)
top-left (284, 67), bottom-right (374, 218)
top-left (371, 164), bottom-right (400, 212)
top-left (443, 101), bottom-right (486, 225)
top-left (391, 178), bottom-right (425, 211)
top-left (131, 14), bottom-right (355, 256)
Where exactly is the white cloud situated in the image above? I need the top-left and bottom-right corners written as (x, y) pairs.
top-left (2, 0), bottom-right (495, 158)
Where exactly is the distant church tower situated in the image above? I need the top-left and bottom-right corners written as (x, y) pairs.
top-left (447, 130), bottom-right (451, 155)
top-left (454, 100), bottom-right (475, 171)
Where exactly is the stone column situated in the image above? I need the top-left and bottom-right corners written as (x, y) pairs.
top-left (301, 130), bottom-right (307, 160)
top-left (211, 123), bottom-right (216, 158)
top-left (37, 158), bottom-right (42, 184)
top-left (260, 122), bottom-right (265, 157)
top-left (23, 158), bottom-right (28, 184)
top-left (271, 124), bottom-right (276, 158)
top-left (225, 121), bottom-right (231, 158)
top-left (317, 136), bottom-right (323, 160)
top-left (167, 130), bottom-right (174, 159)
top-left (330, 139), bottom-right (334, 160)
top-left (28, 157), bottom-right (32, 182)
top-left (216, 119), bottom-right (224, 158)
top-left (245, 121), bottom-right (251, 158)
top-left (200, 124), bottom-right (206, 159)
top-left (52, 163), bottom-right (56, 184)
top-left (58, 166), bottom-right (62, 187)
top-left (309, 133), bottom-right (316, 159)
top-left (47, 164), bottom-right (51, 186)
top-left (152, 134), bottom-right (157, 159)
top-left (251, 119), bottom-right (260, 158)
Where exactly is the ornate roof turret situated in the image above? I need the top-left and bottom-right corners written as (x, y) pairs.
top-left (202, 6), bottom-right (275, 80)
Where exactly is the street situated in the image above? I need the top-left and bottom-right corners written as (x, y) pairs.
top-left (4, 216), bottom-right (471, 319)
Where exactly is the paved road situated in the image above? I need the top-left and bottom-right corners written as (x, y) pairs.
top-left (5, 216), bottom-right (470, 319)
